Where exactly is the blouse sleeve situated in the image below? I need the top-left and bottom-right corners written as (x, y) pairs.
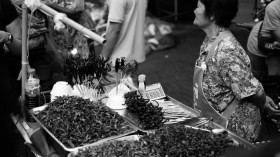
top-left (216, 38), bottom-right (263, 100)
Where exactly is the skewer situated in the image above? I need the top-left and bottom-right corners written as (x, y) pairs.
top-left (81, 85), bottom-right (85, 97)
top-left (115, 58), bottom-right (120, 95)
top-left (94, 89), bottom-right (97, 99)
top-left (93, 76), bottom-right (103, 90)
top-left (75, 84), bottom-right (83, 96)
top-left (97, 90), bottom-right (99, 99)
top-left (184, 125), bottom-right (211, 133)
top-left (120, 57), bottom-right (125, 80)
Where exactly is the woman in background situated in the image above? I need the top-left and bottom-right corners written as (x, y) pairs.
top-left (247, 0), bottom-right (280, 140)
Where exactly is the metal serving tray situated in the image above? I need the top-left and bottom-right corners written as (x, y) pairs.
top-left (117, 95), bottom-right (199, 133)
top-left (168, 96), bottom-right (256, 150)
top-left (67, 134), bottom-right (140, 157)
top-left (120, 95), bottom-right (256, 150)
top-left (210, 122), bottom-right (256, 150)
top-left (29, 105), bottom-right (138, 157)
top-left (67, 122), bottom-right (256, 157)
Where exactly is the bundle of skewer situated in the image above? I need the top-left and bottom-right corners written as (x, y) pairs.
top-left (72, 75), bottom-right (105, 101)
top-left (153, 101), bottom-right (193, 124)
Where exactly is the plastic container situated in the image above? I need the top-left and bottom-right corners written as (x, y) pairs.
top-left (50, 81), bottom-right (72, 102)
top-left (25, 68), bottom-right (41, 122)
top-left (138, 74), bottom-right (146, 98)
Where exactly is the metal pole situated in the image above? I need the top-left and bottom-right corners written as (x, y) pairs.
top-left (21, 3), bottom-right (28, 120)
top-left (174, 0), bottom-right (178, 21)
top-left (38, 4), bottom-right (106, 44)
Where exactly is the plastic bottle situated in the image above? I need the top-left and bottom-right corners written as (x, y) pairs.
top-left (25, 68), bottom-right (41, 122)
top-left (138, 74), bottom-right (147, 98)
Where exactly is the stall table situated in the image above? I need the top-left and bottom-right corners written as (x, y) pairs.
top-left (12, 94), bottom-right (257, 157)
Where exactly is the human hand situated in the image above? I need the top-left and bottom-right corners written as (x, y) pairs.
top-left (0, 31), bottom-right (9, 44)
top-left (273, 41), bottom-right (280, 50)
top-left (264, 96), bottom-right (280, 116)
top-left (99, 54), bottom-right (110, 63)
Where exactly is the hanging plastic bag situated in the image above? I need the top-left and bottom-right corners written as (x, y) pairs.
top-left (12, 1), bottom-right (48, 50)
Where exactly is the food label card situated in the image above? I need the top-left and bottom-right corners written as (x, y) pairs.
top-left (146, 83), bottom-right (166, 100)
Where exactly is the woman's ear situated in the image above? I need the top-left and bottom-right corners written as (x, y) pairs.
top-left (210, 15), bottom-right (215, 22)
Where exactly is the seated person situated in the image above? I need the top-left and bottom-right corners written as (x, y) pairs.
top-left (247, 0), bottom-right (280, 141)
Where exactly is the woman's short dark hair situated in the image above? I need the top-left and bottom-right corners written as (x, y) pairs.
top-left (200, 0), bottom-right (238, 28)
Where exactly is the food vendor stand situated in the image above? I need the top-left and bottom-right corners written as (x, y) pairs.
top-left (13, 92), bottom-right (257, 157)
top-left (13, 0), bottom-right (106, 156)
top-left (19, 0), bottom-right (106, 121)
top-left (12, 79), bottom-right (257, 157)
top-left (12, 1), bottom-right (258, 157)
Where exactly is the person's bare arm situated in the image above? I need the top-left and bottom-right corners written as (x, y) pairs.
top-left (264, 4), bottom-right (280, 42)
top-left (5, 17), bottom-right (22, 57)
top-left (248, 88), bottom-right (280, 116)
top-left (271, 30), bottom-right (280, 42)
top-left (100, 22), bottom-right (122, 59)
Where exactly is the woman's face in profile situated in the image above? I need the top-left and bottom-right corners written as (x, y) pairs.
top-left (193, 0), bottom-right (211, 28)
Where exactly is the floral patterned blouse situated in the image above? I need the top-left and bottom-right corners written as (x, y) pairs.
top-left (196, 28), bottom-right (262, 142)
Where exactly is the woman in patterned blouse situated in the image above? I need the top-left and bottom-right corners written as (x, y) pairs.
top-left (192, 0), bottom-right (280, 142)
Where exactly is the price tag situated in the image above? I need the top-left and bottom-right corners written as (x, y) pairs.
top-left (145, 83), bottom-right (166, 100)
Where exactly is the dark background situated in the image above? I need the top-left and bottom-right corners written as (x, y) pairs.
top-left (147, 0), bottom-right (197, 22)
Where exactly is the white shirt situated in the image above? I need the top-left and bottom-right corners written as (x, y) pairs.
top-left (261, 0), bottom-right (280, 38)
top-left (107, 0), bottom-right (147, 64)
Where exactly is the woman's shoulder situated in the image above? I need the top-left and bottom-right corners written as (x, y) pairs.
top-left (217, 36), bottom-right (245, 54)
top-left (216, 36), bottom-right (250, 65)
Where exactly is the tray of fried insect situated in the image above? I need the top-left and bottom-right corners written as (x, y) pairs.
top-left (194, 119), bottom-right (257, 150)
top-left (109, 81), bottom-right (256, 149)
top-left (121, 92), bottom-right (256, 150)
top-left (117, 91), bottom-right (202, 133)
top-left (160, 97), bottom-right (256, 149)
top-left (29, 96), bottom-right (138, 157)
top-left (68, 123), bottom-right (255, 157)
top-left (155, 96), bottom-right (256, 150)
